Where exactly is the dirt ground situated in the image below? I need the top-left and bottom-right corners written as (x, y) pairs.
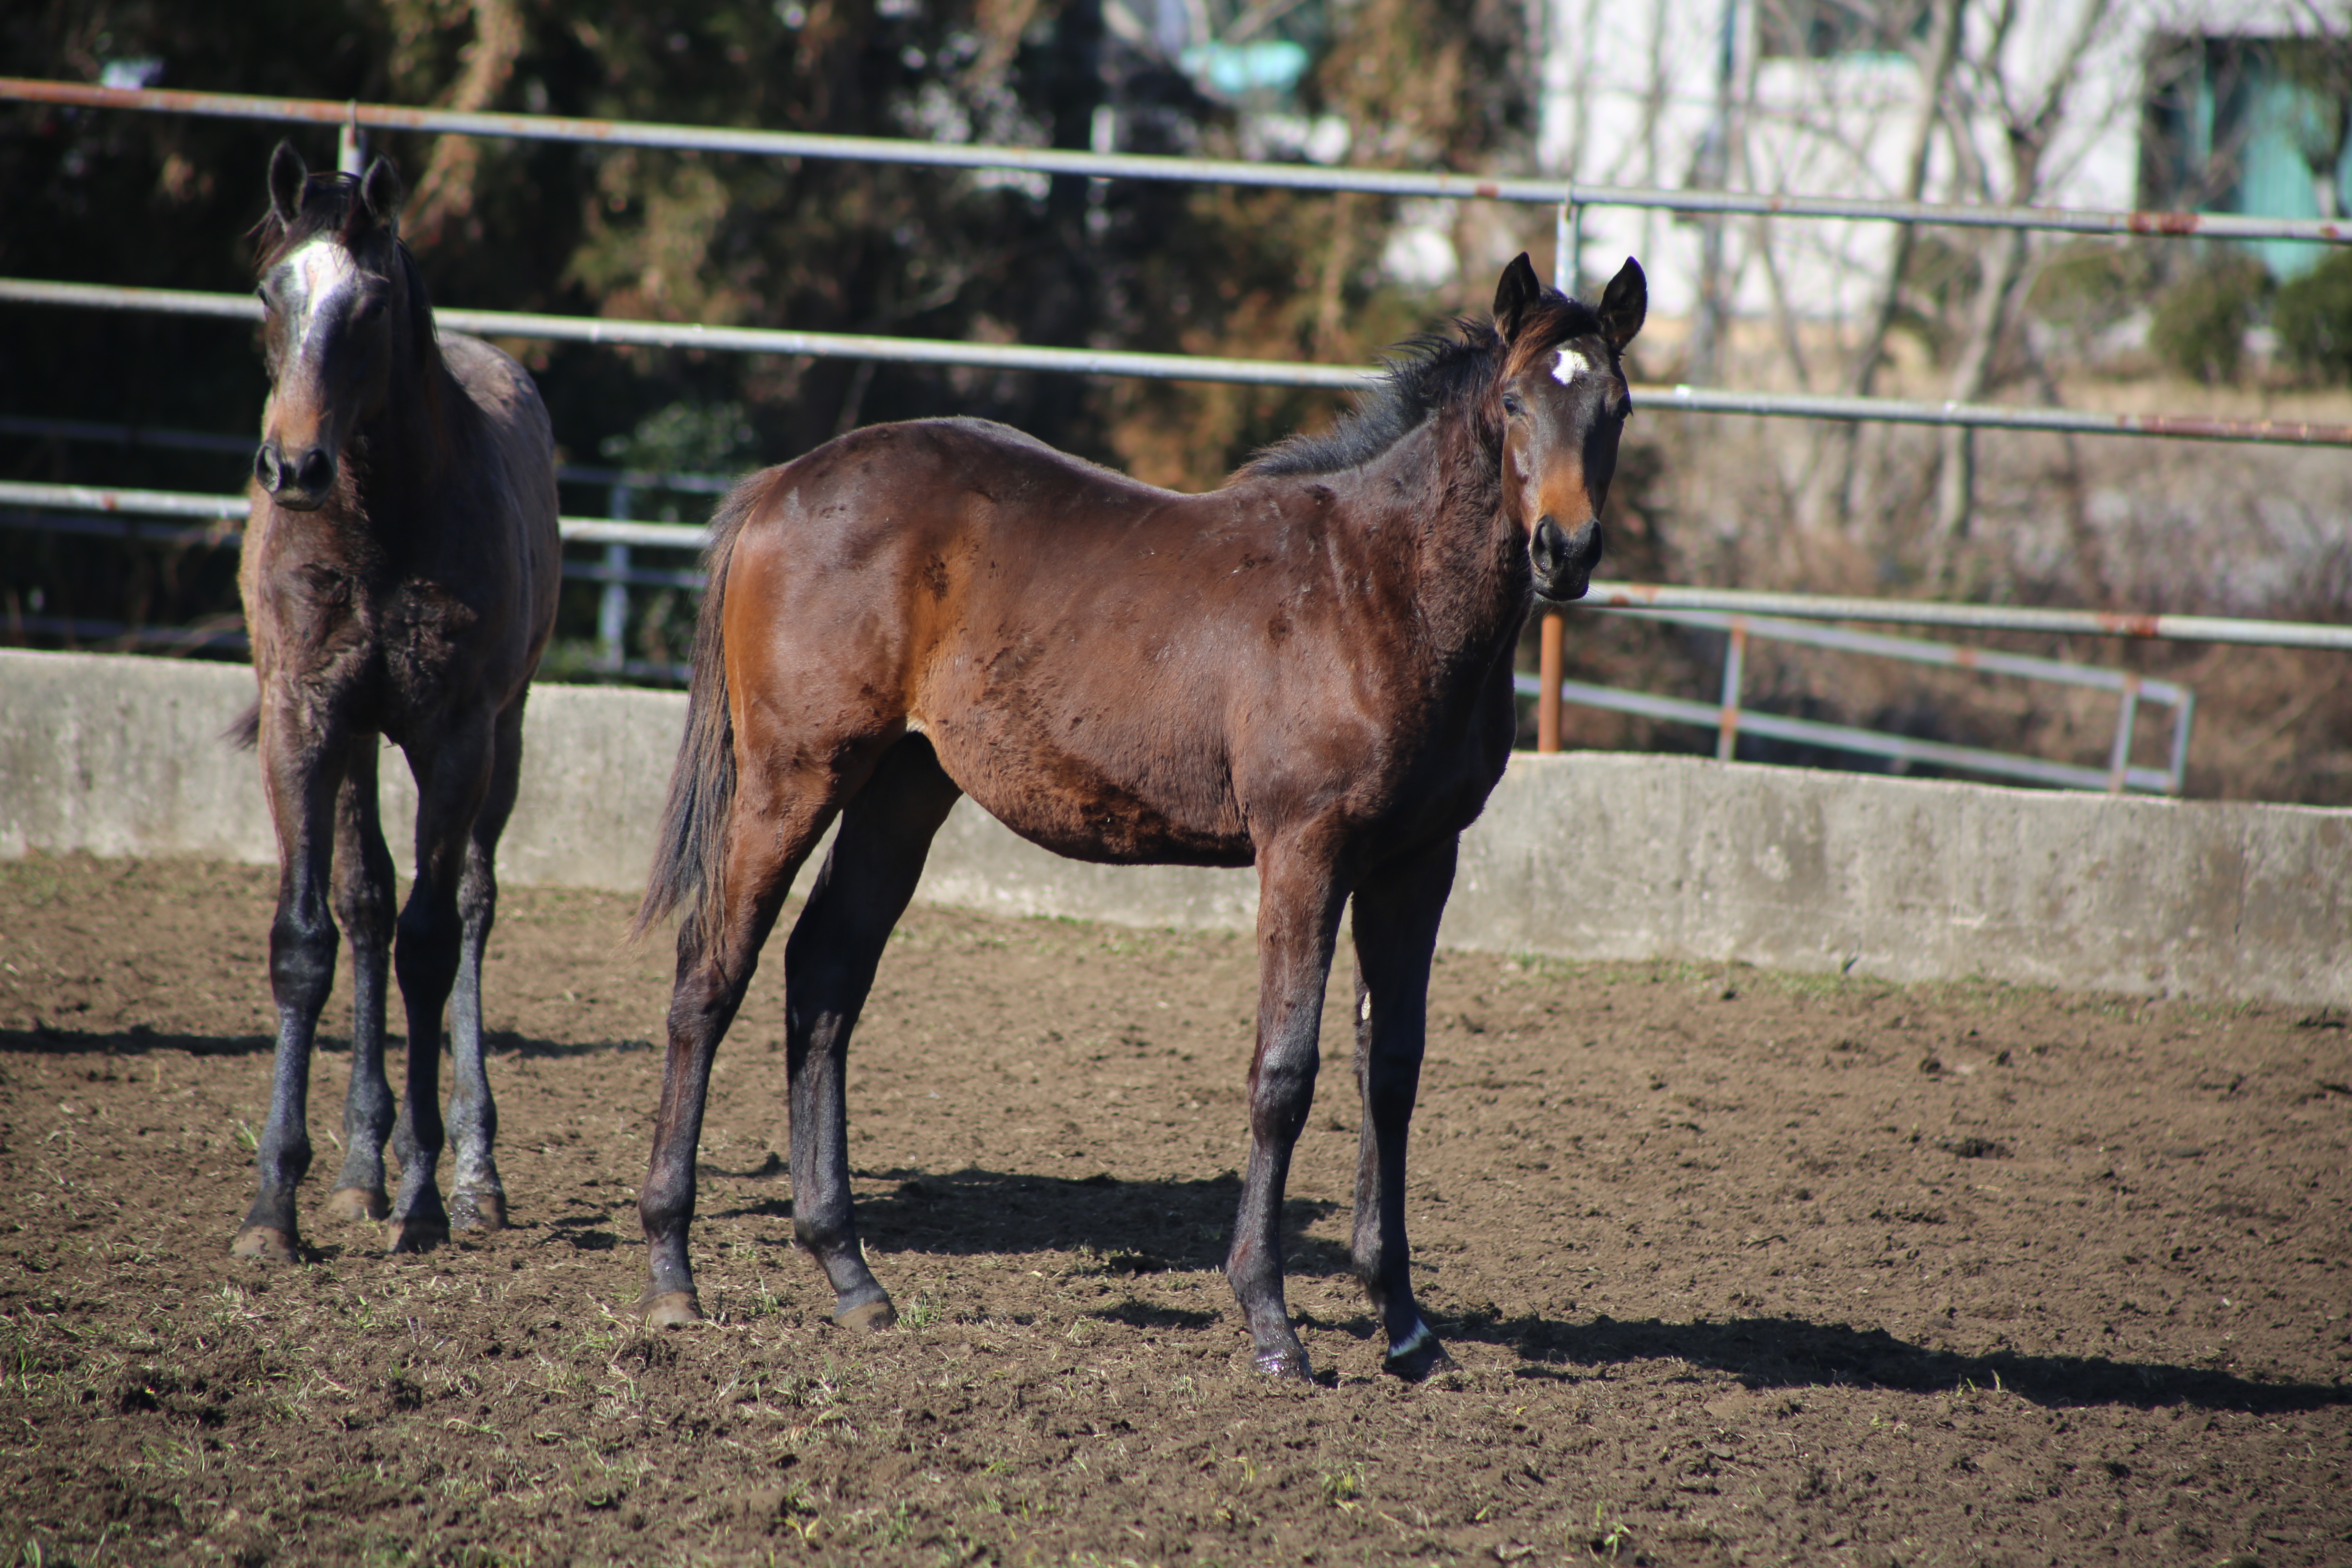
top-left (1, 853), bottom-right (2346, 1568)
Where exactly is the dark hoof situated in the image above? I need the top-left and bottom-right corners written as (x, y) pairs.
top-left (835, 1296), bottom-right (898, 1333)
top-left (1252, 1345), bottom-right (1315, 1381)
top-left (324, 1186), bottom-right (389, 1223)
top-left (385, 1218), bottom-right (448, 1254)
top-left (637, 1290), bottom-right (705, 1329)
top-left (1382, 1321), bottom-right (1458, 1382)
top-left (450, 1190), bottom-right (507, 1232)
top-left (230, 1225), bottom-right (298, 1263)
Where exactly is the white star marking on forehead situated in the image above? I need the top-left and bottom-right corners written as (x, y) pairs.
top-left (277, 237), bottom-right (361, 354)
top-left (1550, 345), bottom-right (1598, 384)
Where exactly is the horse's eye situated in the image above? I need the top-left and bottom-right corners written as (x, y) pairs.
top-left (1501, 393), bottom-right (1523, 417)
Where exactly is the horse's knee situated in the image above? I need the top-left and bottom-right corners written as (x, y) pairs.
top-left (269, 905), bottom-right (339, 1014)
top-left (393, 901), bottom-right (462, 995)
top-left (1250, 1048), bottom-right (1320, 1143)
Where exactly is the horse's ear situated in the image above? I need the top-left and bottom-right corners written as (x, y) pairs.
top-left (267, 141), bottom-right (308, 227)
top-left (1493, 252), bottom-right (1543, 341)
top-left (359, 156), bottom-right (404, 235)
top-left (1599, 257), bottom-right (1647, 352)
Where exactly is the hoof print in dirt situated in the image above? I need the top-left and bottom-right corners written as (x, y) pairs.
top-left (637, 1290), bottom-right (705, 1328)
top-left (323, 1185), bottom-right (389, 1223)
top-left (451, 1190), bottom-right (509, 1231)
top-left (384, 1219), bottom-right (449, 1255)
top-left (228, 1225), bottom-right (298, 1264)
top-left (1383, 1333), bottom-right (1460, 1383)
top-left (834, 1296), bottom-right (898, 1333)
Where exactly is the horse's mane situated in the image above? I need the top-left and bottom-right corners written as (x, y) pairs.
top-left (253, 173), bottom-right (440, 368)
top-left (1242, 293), bottom-right (1604, 478)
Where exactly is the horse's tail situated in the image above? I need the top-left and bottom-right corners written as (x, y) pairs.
top-left (629, 473), bottom-right (768, 949)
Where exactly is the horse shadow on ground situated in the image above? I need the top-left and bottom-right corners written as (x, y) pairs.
top-left (714, 1163), bottom-right (2348, 1416)
top-left (0, 1025), bottom-right (274, 1058)
top-left (0, 1027), bottom-right (654, 1061)
top-left (706, 1162), bottom-right (1349, 1280)
top-left (1456, 1309), bottom-right (2349, 1416)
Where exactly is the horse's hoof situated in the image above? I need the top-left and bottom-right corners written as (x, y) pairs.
top-left (324, 1186), bottom-right (389, 1223)
top-left (450, 1190), bottom-right (507, 1232)
top-left (835, 1296), bottom-right (898, 1333)
top-left (385, 1218), bottom-right (448, 1254)
top-left (637, 1290), bottom-right (705, 1328)
top-left (1252, 1345), bottom-right (1315, 1381)
top-left (230, 1226), bottom-right (298, 1263)
top-left (1382, 1321), bottom-right (1459, 1382)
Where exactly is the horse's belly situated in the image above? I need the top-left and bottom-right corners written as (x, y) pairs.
top-left (929, 730), bottom-right (1254, 869)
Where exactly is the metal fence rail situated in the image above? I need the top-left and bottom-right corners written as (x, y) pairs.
top-left (7, 479), bottom-right (2349, 651)
top-left (1557, 606), bottom-right (2193, 794)
top-left (5, 77), bottom-right (2347, 244)
top-left (10, 277), bottom-right (2352, 447)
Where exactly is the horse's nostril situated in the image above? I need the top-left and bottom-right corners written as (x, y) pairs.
top-left (253, 445), bottom-right (281, 492)
top-left (295, 449), bottom-right (336, 494)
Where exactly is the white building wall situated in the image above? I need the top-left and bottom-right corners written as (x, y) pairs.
top-left (1529, 0), bottom-right (2319, 325)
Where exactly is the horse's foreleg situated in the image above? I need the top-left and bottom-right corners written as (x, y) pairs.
top-left (385, 720), bottom-right (496, 1254)
top-left (1227, 835), bottom-right (1350, 1380)
top-left (324, 740), bottom-right (396, 1223)
top-left (1348, 835), bottom-right (1460, 1381)
top-left (232, 719), bottom-right (353, 1262)
top-left (638, 780), bottom-right (825, 1327)
top-left (781, 737), bottom-right (961, 1332)
top-left (445, 702), bottom-right (526, 1234)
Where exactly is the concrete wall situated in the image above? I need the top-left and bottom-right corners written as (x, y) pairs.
top-left (4, 648), bottom-right (2345, 1005)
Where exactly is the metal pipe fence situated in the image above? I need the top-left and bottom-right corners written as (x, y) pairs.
top-left (9, 277), bottom-right (2352, 447)
top-left (5, 77), bottom-right (2348, 244)
top-left (7, 479), bottom-right (2348, 651)
top-left (1541, 606), bottom-right (2194, 794)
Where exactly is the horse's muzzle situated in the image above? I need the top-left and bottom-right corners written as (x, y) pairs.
top-left (254, 441), bottom-right (336, 511)
top-left (1531, 514), bottom-right (1601, 601)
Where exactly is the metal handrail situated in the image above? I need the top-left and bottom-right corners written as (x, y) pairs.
top-left (9, 277), bottom-right (2352, 446)
top-left (4, 76), bottom-right (2345, 243)
top-left (1564, 606), bottom-right (2193, 794)
top-left (7, 478), bottom-right (2350, 652)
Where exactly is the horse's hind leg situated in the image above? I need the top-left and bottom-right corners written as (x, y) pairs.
top-left (385, 716), bottom-right (498, 1254)
top-left (233, 721), bottom-right (354, 1262)
top-left (1347, 835), bottom-right (1460, 1381)
top-left (639, 761), bottom-right (845, 1326)
top-left (324, 740), bottom-right (397, 1223)
top-left (445, 699), bottom-right (526, 1233)
top-left (780, 735), bottom-right (961, 1331)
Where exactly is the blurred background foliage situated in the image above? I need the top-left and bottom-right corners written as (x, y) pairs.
top-left (1, 0), bottom-right (1532, 669)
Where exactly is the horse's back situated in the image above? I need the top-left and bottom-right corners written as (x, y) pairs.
top-left (440, 333), bottom-right (561, 643)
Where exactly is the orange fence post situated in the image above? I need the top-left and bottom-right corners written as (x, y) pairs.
top-left (1537, 611), bottom-right (1564, 753)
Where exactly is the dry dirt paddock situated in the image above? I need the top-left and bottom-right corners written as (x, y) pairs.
top-left (0, 852), bottom-right (2347, 1568)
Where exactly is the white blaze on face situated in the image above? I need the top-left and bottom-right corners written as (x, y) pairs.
top-left (1550, 345), bottom-right (1597, 385)
top-left (278, 236), bottom-right (360, 357)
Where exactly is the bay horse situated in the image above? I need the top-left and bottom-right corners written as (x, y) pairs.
top-left (229, 143), bottom-right (560, 1262)
top-left (633, 253), bottom-right (1644, 1379)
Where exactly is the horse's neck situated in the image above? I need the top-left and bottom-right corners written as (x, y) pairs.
top-left (346, 352), bottom-right (459, 516)
top-left (1354, 409), bottom-right (1523, 652)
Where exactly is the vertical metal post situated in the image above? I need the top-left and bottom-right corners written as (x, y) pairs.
top-left (337, 104), bottom-right (366, 176)
top-left (1552, 198), bottom-right (1578, 295)
top-left (599, 482), bottom-right (633, 675)
top-left (2107, 674), bottom-right (2141, 792)
top-left (1717, 617), bottom-right (1746, 762)
top-left (1537, 611), bottom-right (1564, 752)
top-left (2165, 688), bottom-right (2195, 796)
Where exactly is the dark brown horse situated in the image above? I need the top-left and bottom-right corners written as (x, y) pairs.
top-left (229, 144), bottom-right (560, 1261)
top-left (633, 253), bottom-right (1644, 1379)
